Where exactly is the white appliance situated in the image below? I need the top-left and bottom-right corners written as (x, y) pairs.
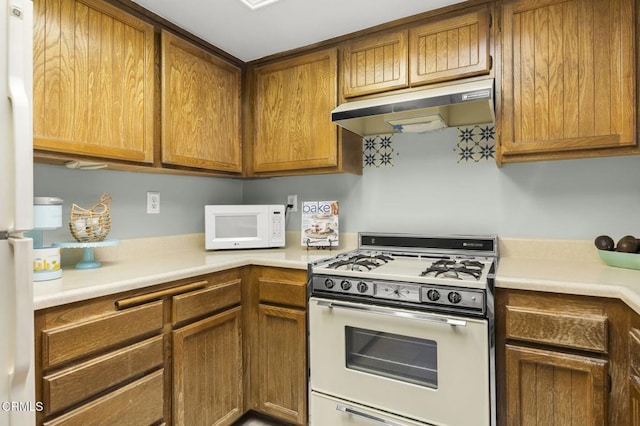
top-left (1, 0), bottom-right (36, 424)
top-left (204, 204), bottom-right (285, 250)
top-left (308, 233), bottom-right (498, 426)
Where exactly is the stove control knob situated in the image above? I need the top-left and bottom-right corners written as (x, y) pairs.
top-left (341, 280), bottom-right (352, 291)
top-left (448, 291), bottom-right (462, 304)
top-left (426, 289), bottom-right (441, 301)
top-left (357, 281), bottom-right (369, 293)
top-left (324, 278), bottom-right (335, 289)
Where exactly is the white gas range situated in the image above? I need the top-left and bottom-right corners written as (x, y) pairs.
top-left (308, 233), bottom-right (498, 426)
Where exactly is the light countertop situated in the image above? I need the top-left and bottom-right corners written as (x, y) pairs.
top-left (33, 234), bottom-right (640, 314)
top-left (33, 233), bottom-right (353, 310)
top-left (496, 257), bottom-right (640, 314)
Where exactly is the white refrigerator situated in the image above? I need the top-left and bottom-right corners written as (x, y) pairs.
top-left (1, 0), bottom-right (36, 425)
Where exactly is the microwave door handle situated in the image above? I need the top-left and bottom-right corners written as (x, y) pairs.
top-left (316, 300), bottom-right (467, 327)
top-left (336, 404), bottom-right (409, 426)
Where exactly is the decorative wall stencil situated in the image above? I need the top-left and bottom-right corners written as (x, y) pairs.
top-left (363, 134), bottom-right (395, 168)
top-left (456, 124), bottom-right (495, 163)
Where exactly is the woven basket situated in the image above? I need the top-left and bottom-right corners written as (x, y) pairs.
top-left (69, 193), bottom-right (112, 242)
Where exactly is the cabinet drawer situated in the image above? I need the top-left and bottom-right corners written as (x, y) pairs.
top-left (506, 305), bottom-right (608, 353)
top-left (259, 278), bottom-right (306, 308)
top-left (42, 301), bottom-right (163, 368)
top-left (43, 369), bottom-right (164, 426)
top-left (43, 335), bottom-right (164, 415)
top-left (172, 279), bottom-right (241, 324)
top-left (631, 329), bottom-right (640, 375)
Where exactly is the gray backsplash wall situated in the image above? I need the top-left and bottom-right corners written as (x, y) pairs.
top-left (244, 128), bottom-right (640, 240)
top-left (34, 128), bottom-right (640, 243)
top-left (34, 164), bottom-right (243, 244)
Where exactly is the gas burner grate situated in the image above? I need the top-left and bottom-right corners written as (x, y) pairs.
top-left (326, 252), bottom-right (394, 271)
top-left (420, 259), bottom-right (484, 280)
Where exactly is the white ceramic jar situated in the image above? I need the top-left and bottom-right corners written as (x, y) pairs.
top-left (33, 196), bottom-right (63, 229)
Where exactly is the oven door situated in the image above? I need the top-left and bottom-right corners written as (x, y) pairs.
top-left (309, 297), bottom-right (490, 426)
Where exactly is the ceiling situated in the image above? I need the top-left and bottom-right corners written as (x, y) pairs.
top-left (131, 0), bottom-right (467, 62)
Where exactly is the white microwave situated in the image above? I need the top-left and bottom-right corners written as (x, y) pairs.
top-left (205, 205), bottom-right (285, 250)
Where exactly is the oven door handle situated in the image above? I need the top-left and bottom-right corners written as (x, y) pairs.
top-left (316, 300), bottom-right (467, 327)
top-left (336, 404), bottom-right (410, 426)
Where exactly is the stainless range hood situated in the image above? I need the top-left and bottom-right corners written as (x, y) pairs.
top-left (331, 78), bottom-right (494, 136)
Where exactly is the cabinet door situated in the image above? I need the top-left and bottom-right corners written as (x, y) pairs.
top-left (632, 375), bottom-right (640, 426)
top-left (629, 375), bottom-right (640, 426)
top-left (631, 327), bottom-right (640, 425)
top-left (506, 344), bottom-right (607, 425)
top-left (342, 31), bottom-right (408, 98)
top-left (409, 9), bottom-right (491, 85)
top-left (500, 0), bottom-right (635, 160)
top-left (258, 304), bottom-right (307, 425)
top-left (173, 307), bottom-right (243, 426)
top-left (33, 0), bottom-right (154, 163)
top-left (161, 31), bottom-right (242, 173)
top-left (253, 48), bottom-right (338, 173)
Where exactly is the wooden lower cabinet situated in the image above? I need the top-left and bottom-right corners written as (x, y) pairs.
top-left (497, 288), bottom-right (640, 426)
top-left (42, 370), bottom-right (164, 426)
top-left (35, 266), bottom-right (314, 425)
top-left (632, 375), bottom-right (640, 426)
top-left (257, 304), bottom-right (307, 424)
top-left (35, 270), bottom-right (244, 425)
top-left (35, 297), bottom-right (166, 425)
top-left (173, 307), bottom-right (243, 426)
top-left (505, 345), bottom-right (607, 425)
top-left (42, 335), bottom-right (164, 416)
top-left (244, 266), bottom-right (308, 425)
top-left (630, 324), bottom-right (640, 425)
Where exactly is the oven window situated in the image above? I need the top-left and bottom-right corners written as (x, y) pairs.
top-left (345, 326), bottom-right (438, 388)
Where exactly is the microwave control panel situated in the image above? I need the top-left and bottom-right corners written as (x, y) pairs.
top-left (270, 206), bottom-right (285, 245)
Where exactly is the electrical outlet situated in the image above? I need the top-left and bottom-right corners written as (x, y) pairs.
top-left (147, 191), bottom-right (160, 214)
top-left (287, 194), bottom-right (298, 212)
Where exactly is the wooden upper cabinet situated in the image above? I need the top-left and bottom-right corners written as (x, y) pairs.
top-left (161, 31), bottom-right (242, 173)
top-left (33, 0), bottom-right (154, 163)
top-left (342, 31), bottom-right (408, 98)
top-left (252, 48), bottom-right (339, 173)
top-left (500, 0), bottom-right (636, 161)
top-left (409, 9), bottom-right (491, 86)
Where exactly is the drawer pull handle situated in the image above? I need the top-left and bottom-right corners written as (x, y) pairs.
top-left (115, 280), bottom-right (208, 309)
top-left (336, 404), bottom-right (408, 426)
